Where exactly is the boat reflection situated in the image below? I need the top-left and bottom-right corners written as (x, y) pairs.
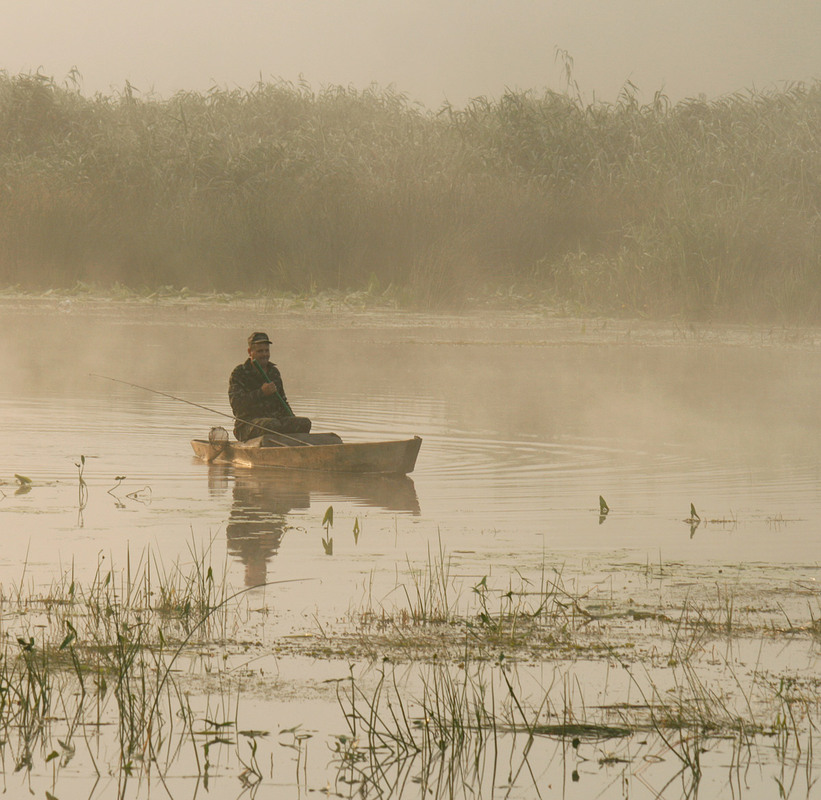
top-left (208, 466), bottom-right (420, 586)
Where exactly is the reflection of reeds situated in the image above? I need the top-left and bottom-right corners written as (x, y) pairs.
top-left (1, 72), bottom-right (819, 317)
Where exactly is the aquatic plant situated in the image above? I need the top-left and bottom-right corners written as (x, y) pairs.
top-left (322, 504), bottom-right (334, 555)
top-left (74, 455), bottom-right (87, 511)
top-left (400, 538), bottom-right (457, 625)
top-left (0, 519), bottom-right (816, 796)
top-left (107, 475), bottom-right (126, 507)
top-left (0, 542), bottom-right (241, 780)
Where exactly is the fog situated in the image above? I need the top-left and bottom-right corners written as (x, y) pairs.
top-left (3, 299), bottom-right (821, 564)
top-left (4, 0), bottom-right (820, 107)
top-left (1, 5), bottom-right (819, 787)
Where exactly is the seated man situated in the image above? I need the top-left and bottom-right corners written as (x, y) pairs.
top-left (229, 332), bottom-right (312, 441)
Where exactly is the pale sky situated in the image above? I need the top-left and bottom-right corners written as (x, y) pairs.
top-left (2, 0), bottom-right (820, 107)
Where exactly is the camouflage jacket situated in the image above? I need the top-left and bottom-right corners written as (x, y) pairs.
top-left (228, 359), bottom-right (293, 436)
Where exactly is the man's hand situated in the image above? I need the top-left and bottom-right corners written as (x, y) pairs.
top-left (261, 382), bottom-right (278, 396)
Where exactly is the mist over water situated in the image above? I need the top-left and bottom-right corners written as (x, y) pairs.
top-left (2, 298), bottom-right (820, 588)
top-left (2, 298), bottom-right (820, 797)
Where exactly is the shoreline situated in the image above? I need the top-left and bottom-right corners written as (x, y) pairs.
top-left (2, 290), bottom-right (821, 348)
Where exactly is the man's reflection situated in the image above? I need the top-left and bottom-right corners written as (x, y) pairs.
top-left (213, 467), bottom-right (421, 586)
top-left (226, 471), bottom-right (309, 587)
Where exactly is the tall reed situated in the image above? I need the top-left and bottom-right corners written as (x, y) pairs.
top-left (0, 71), bottom-right (819, 318)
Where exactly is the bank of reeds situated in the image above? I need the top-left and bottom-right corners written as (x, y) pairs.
top-left (1, 71), bottom-right (819, 319)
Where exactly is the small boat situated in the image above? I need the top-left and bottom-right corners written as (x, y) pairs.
top-left (191, 432), bottom-right (422, 475)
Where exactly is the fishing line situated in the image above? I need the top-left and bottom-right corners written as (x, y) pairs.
top-left (89, 373), bottom-right (313, 446)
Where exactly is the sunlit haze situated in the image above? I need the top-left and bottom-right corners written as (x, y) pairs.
top-left (3, 0), bottom-right (820, 105)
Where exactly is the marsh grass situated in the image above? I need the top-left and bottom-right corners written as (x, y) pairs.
top-left (334, 660), bottom-right (503, 797)
top-left (325, 547), bottom-right (821, 794)
top-left (0, 539), bottom-right (816, 797)
top-left (333, 646), bottom-right (819, 800)
top-left (1, 71), bottom-right (819, 318)
top-left (400, 539), bottom-right (456, 625)
top-left (349, 550), bottom-right (821, 673)
top-left (0, 542), bottom-right (239, 780)
top-left (357, 545), bottom-right (589, 655)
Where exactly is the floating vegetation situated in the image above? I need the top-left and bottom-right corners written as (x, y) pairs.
top-left (347, 557), bottom-right (817, 667)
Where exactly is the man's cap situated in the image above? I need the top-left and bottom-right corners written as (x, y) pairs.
top-left (248, 332), bottom-right (272, 346)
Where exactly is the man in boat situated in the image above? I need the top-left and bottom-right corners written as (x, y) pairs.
top-left (228, 332), bottom-right (312, 441)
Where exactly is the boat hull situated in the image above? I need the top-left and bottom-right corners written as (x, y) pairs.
top-left (191, 435), bottom-right (422, 475)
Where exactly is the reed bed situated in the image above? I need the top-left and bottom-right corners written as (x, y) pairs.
top-left (1, 71), bottom-right (819, 319)
top-left (346, 552), bottom-right (821, 668)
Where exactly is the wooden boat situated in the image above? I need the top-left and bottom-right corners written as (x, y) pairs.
top-left (191, 432), bottom-right (422, 475)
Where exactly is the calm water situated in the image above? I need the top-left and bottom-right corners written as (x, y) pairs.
top-left (3, 298), bottom-right (820, 587)
top-left (1, 298), bottom-right (820, 798)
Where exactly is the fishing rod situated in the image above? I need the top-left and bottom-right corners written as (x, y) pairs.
top-left (90, 374), bottom-right (313, 447)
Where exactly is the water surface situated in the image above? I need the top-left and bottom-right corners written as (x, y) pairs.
top-left (1, 298), bottom-right (819, 798)
top-left (3, 299), bottom-right (819, 585)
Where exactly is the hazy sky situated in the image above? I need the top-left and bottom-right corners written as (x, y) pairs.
top-left (3, 0), bottom-right (820, 107)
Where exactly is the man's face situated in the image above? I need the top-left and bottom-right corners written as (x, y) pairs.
top-left (248, 342), bottom-right (270, 364)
